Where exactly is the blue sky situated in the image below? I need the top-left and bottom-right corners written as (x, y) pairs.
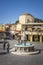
top-left (0, 0), bottom-right (43, 24)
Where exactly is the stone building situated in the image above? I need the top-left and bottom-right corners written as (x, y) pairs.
top-left (16, 13), bottom-right (43, 42)
top-left (0, 24), bottom-right (5, 32)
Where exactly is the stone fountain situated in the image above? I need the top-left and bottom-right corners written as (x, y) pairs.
top-left (11, 32), bottom-right (40, 55)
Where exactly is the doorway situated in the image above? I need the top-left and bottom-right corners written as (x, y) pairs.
top-left (26, 35), bottom-right (28, 40)
top-left (33, 35), bottom-right (40, 42)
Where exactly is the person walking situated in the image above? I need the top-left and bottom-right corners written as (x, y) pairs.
top-left (7, 43), bottom-right (10, 53)
top-left (24, 33), bottom-right (27, 46)
top-left (3, 39), bottom-right (6, 50)
top-left (17, 37), bottom-right (20, 44)
top-left (3, 42), bottom-right (6, 50)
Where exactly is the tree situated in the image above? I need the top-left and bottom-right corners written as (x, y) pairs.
top-left (34, 18), bottom-right (43, 23)
top-left (15, 20), bottom-right (19, 24)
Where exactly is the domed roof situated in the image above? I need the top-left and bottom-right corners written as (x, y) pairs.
top-left (22, 13), bottom-right (34, 17)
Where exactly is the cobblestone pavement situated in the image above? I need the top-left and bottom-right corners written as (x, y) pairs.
top-left (0, 40), bottom-right (43, 65)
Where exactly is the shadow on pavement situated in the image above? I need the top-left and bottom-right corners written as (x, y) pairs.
top-left (0, 52), bottom-right (8, 55)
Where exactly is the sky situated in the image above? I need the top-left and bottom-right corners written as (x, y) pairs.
top-left (0, 0), bottom-right (43, 24)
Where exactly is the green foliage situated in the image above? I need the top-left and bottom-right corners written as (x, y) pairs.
top-left (34, 18), bottom-right (43, 23)
top-left (15, 20), bottom-right (19, 24)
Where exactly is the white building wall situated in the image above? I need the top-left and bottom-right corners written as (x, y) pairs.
top-left (16, 23), bottom-right (22, 31)
top-left (19, 15), bottom-right (26, 24)
top-left (19, 14), bottom-right (34, 24)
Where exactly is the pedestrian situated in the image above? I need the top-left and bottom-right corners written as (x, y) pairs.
top-left (17, 37), bottom-right (20, 44)
top-left (13, 35), bottom-right (15, 39)
top-left (3, 42), bottom-right (6, 50)
top-left (3, 39), bottom-right (6, 50)
top-left (15, 35), bottom-right (17, 40)
top-left (7, 43), bottom-right (10, 53)
top-left (21, 35), bottom-right (23, 44)
top-left (22, 32), bottom-right (27, 46)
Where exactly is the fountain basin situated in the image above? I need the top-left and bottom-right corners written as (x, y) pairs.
top-left (11, 43), bottom-right (40, 55)
top-left (14, 43), bottom-right (34, 52)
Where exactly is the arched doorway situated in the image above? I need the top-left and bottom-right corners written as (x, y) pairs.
top-left (33, 35), bottom-right (40, 42)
